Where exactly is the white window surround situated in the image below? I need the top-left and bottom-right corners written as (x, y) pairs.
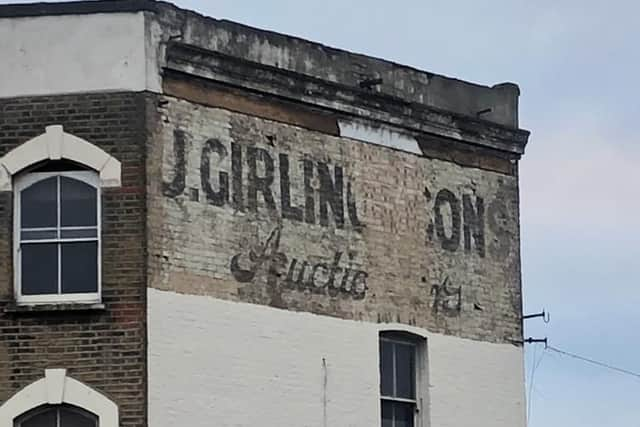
top-left (0, 125), bottom-right (121, 192)
top-left (379, 324), bottom-right (430, 427)
top-left (14, 171), bottom-right (102, 305)
top-left (0, 369), bottom-right (118, 427)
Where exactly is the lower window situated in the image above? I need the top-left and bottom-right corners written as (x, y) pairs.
top-left (380, 331), bottom-right (423, 427)
top-left (14, 405), bottom-right (97, 427)
top-left (382, 400), bottom-right (415, 427)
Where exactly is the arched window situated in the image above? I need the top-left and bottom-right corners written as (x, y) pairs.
top-left (14, 405), bottom-right (97, 427)
top-left (0, 125), bottom-right (121, 305)
top-left (14, 168), bottom-right (100, 304)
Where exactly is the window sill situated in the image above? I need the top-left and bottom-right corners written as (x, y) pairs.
top-left (4, 302), bottom-right (106, 313)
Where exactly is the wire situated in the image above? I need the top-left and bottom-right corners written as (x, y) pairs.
top-left (526, 343), bottom-right (537, 421)
top-left (547, 345), bottom-right (640, 380)
top-left (535, 350), bottom-right (546, 370)
top-left (527, 342), bottom-right (547, 426)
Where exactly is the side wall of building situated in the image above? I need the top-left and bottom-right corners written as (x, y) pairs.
top-left (149, 288), bottom-right (526, 427)
top-left (146, 80), bottom-right (525, 426)
top-left (0, 92), bottom-right (148, 427)
top-left (0, 5), bottom-right (528, 427)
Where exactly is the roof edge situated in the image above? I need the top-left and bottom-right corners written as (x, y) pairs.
top-left (0, 0), bottom-right (158, 18)
top-left (0, 0), bottom-right (525, 129)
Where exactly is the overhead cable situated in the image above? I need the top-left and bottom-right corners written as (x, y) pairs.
top-left (547, 345), bottom-right (640, 380)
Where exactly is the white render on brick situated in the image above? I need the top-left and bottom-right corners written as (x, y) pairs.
top-left (0, 12), bottom-right (151, 98)
top-left (338, 120), bottom-right (422, 155)
top-left (148, 288), bottom-right (526, 427)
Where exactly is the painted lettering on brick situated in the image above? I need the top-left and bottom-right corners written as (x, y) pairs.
top-left (230, 225), bottom-right (368, 300)
top-left (487, 197), bottom-right (511, 260)
top-left (430, 276), bottom-right (462, 317)
top-left (162, 131), bottom-right (364, 231)
top-left (152, 102), bottom-right (522, 340)
top-left (425, 186), bottom-right (491, 258)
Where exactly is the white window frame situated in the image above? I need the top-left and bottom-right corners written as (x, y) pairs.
top-left (14, 170), bottom-right (101, 305)
top-left (380, 331), bottom-right (428, 427)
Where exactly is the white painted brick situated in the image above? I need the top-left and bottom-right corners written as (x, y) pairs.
top-left (149, 288), bottom-right (525, 427)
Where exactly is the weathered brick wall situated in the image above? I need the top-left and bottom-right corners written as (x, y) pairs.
top-left (0, 92), bottom-right (147, 427)
top-left (147, 94), bottom-right (522, 344)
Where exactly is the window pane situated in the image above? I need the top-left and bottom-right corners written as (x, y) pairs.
top-left (61, 242), bottom-right (98, 294)
top-left (21, 243), bottom-right (58, 295)
top-left (21, 177), bottom-right (57, 228)
top-left (380, 340), bottom-right (394, 396)
top-left (381, 400), bottom-right (393, 427)
top-left (21, 229), bottom-right (57, 240)
top-left (395, 343), bottom-right (415, 399)
top-left (393, 402), bottom-right (415, 427)
top-left (60, 177), bottom-right (97, 227)
top-left (60, 228), bottom-right (97, 239)
top-left (60, 407), bottom-right (97, 427)
top-left (19, 407), bottom-right (57, 427)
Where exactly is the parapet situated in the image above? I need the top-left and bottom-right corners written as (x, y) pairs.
top-left (0, 0), bottom-right (523, 130)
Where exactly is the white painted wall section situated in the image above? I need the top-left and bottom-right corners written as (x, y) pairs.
top-left (338, 120), bottom-right (422, 155)
top-left (428, 333), bottom-right (527, 427)
top-left (0, 13), bottom-right (148, 97)
top-left (148, 288), bottom-right (526, 427)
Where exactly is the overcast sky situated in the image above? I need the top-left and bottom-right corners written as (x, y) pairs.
top-left (5, 0), bottom-right (639, 425)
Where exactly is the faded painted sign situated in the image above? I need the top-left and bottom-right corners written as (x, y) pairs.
top-left (148, 97), bottom-right (521, 338)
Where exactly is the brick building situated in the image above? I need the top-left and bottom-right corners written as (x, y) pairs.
top-left (0, 1), bottom-right (530, 426)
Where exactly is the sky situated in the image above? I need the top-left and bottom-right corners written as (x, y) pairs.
top-left (4, 0), bottom-right (639, 425)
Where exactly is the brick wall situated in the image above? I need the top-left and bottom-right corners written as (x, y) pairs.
top-left (147, 91), bottom-right (523, 344)
top-left (0, 92), bottom-right (147, 427)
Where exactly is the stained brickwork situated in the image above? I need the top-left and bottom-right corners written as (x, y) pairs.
top-left (147, 95), bottom-right (523, 344)
top-left (0, 92), bottom-right (147, 427)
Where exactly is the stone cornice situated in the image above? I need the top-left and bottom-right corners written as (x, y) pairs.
top-left (164, 42), bottom-right (529, 156)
